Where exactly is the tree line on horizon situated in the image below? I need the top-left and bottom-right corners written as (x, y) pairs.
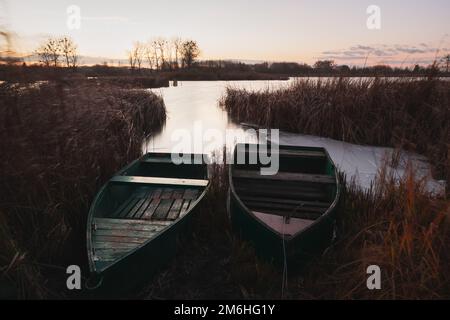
top-left (198, 58), bottom-right (450, 76)
top-left (35, 36), bottom-right (78, 68)
top-left (12, 34), bottom-right (450, 76)
top-left (127, 37), bottom-right (200, 71)
top-left (32, 35), bottom-right (201, 71)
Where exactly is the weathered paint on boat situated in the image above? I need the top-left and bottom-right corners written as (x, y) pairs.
top-left (228, 143), bottom-right (340, 264)
top-left (86, 152), bottom-right (209, 292)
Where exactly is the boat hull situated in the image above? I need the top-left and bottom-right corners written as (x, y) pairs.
top-left (229, 190), bottom-right (336, 265)
top-left (85, 152), bottom-right (209, 294)
top-left (228, 144), bottom-right (340, 266)
top-left (86, 211), bottom-right (192, 295)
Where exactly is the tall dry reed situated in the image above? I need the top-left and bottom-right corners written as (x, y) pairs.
top-left (142, 161), bottom-right (449, 299)
top-left (300, 167), bottom-right (449, 299)
top-left (221, 78), bottom-right (450, 184)
top-left (0, 82), bottom-right (166, 298)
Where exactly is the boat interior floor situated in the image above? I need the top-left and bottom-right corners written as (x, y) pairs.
top-left (234, 169), bottom-right (334, 235)
top-left (108, 186), bottom-right (200, 221)
top-left (91, 217), bottom-right (168, 264)
top-left (91, 186), bottom-right (201, 265)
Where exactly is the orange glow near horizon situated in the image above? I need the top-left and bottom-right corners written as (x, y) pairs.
top-left (2, 0), bottom-right (449, 67)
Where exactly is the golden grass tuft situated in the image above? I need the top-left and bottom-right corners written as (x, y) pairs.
top-left (301, 167), bottom-right (449, 299)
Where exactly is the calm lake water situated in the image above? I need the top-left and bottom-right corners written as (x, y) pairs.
top-left (145, 79), bottom-right (445, 194)
top-left (145, 79), bottom-right (295, 154)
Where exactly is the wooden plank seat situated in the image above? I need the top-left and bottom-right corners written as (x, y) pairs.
top-left (141, 154), bottom-right (206, 164)
top-left (110, 175), bottom-right (209, 187)
top-left (108, 187), bottom-right (198, 221)
top-left (141, 158), bottom-right (174, 164)
top-left (240, 196), bottom-right (331, 208)
top-left (243, 149), bottom-right (326, 159)
top-left (235, 175), bottom-right (327, 191)
top-left (233, 169), bottom-right (335, 184)
top-left (235, 180), bottom-right (329, 201)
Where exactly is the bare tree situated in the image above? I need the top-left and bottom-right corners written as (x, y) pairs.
top-left (166, 40), bottom-right (174, 70)
top-left (155, 37), bottom-right (168, 70)
top-left (151, 39), bottom-right (160, 70)
top-left (37, 45), bottom-right (52, 67)
top-left (442, 54), bottom-right (450, 73)
top-left (128, 50), bottom-right (136, 70)
top-left (181, 40), bottom-right (200, 69)
top-left (126, 36), bottom-right (200, 70)
top-left (128, 41), bottom-right (145, 71)
top-left (35, 36), bottom-right (79, 68)
top-left (171, 37), bottom-right (182, 69)
top-left (60, 36), bottom-right (78, 68)
top-left (145, 41), bottom-right (155, 70)
top-left (36, 38), bottom-right (61, 67)
top-left (134, 41), bottom-right (145, 70)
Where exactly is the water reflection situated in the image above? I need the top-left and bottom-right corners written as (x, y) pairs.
top-left (143, 79), bottom-right (445, 194)
top-left (144, 79), bottom-right (294, 155)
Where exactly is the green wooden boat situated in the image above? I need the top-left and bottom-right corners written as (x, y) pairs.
top-left (228, 143), bottom-right (340, 264)
top-left (86, 152), bottom-right (210, 291)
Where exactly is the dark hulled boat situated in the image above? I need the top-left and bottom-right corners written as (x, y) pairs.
top-left (86, 152), bottom-right (209, 291)
top-left (228, 143), bottom-right (340, 263)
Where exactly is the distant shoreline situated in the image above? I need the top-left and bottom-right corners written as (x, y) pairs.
top-left (1, 64), bottom-right (449, 87)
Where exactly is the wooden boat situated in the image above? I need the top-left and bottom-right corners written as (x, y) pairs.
top-left (228, 143), bottom-right (340, 263)
top-left (86, 152), bottom-right (209, 291)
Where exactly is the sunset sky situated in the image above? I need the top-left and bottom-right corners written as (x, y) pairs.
top-left (2, 0), bottom-right (450, 66)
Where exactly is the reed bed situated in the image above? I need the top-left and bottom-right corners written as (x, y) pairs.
top-left (1, 77), bottom-right (448, 299)
top-left (300, 168), bottom-right (449, 299)
top-left (221, 78), bottom-right (450, 184)
top-left (143, 162), bottom-right (449, 299)
top-left (220, 78), bottom-right (450, 298)
top-left (0, 82), bottom-right (166, 298)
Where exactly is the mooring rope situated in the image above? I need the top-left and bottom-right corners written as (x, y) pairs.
top-left (281, 221), bottom-right (288, 298)
top-left (281, 203), bottom-right (306, 298)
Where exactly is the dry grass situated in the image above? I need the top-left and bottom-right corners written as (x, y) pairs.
top-left (300, 167), bottom-right (449, 299)
top-left (221, 78), bottom-right (450, 184)
top-left (220, 78), bottom-right (449, 299)
top-left (0, 82), bottom-right (166, 298)
top-left (142, 161), bottom-right (449, 300)
top-left (1, 76), bottom-right (448, 299)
